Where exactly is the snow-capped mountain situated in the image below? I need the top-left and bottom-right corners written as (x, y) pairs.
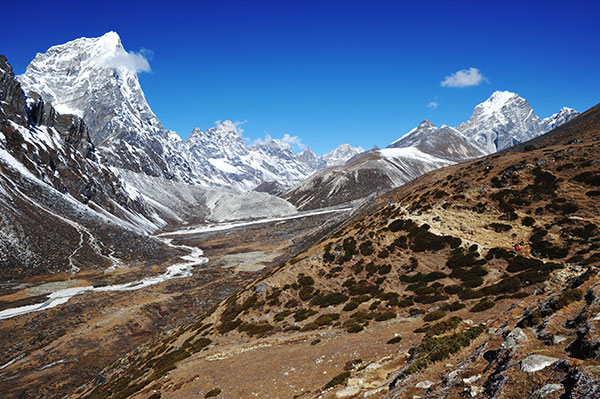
top-left (16, 32), bottom-right (358, 190)
top-left (457, 91), bottom-right (579, 153)
top-left (182, 121), bottom-right (318, 190)
top-left (389, 120), bottom-right (487, 162)
top-left (286, 92), bottom-right (577, 210)
top-left (322, 143), bottom-right (365, 167)
top-left (18, 31), bottom-right (193, 181)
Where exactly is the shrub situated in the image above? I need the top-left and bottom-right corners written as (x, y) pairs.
top-left (424, 310), bottom-right (446, 322)
top-left (324, 372), bottom-right (351, 389)
top-left (443, 302), bottom-right (466, 312)
top-left (485, 247), bottom-right (513, 261)
top-left (375, 311), bottom-right (397, 321)
top-left (311, 292), bottom-right (349, 308)
top-left (522, 216), bottom-right (535, 227)
top-left (424, 316), bottom-right (462, 336)
top-left (488, 222), bottom-right (513, 232)
top-left (444, 285), bottom-right (463, 295)
top-left (387, 336), bottom-right (403, 344)
top-left (470, 301), bottom-right (495, 312)
top-left (298, 275), bottom-right (315, 286)
top-left (343, 301), bottom-right (359, 312)
top-left (299, 286), bottom-right (314, 301)
top-left (205, 388), bottom-right (222, 397)
top-left (293, 308), bottom-right (318, 322)
top-left (574, 172), bottom-right (600, 186)
top-left (378, 249), bottom-right (390, 259)
top-left (359, 241), bottom-right (374, 256)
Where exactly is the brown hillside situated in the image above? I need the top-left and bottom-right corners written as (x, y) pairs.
top-left (76, 103), bottom-right (600, 399)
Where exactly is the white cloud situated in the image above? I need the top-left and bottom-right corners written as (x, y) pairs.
top-left (441, 67), bottom-right (487, 88)
top-left (91, 50), bottom-right (151, 73)
top-left (427, 101), bottom-right (439, 109)
top-left (253, 132), bottom-right (306, 151)
top-left (280, 133), bottom-right (306, 150)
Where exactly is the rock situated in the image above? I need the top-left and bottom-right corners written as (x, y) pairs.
top-left (463, 374), bottom-right (481, 384)
top-left (346, 377), bottom-right (364, 387)
top-left (415, 380), bottom-right (434, 389)
top-left (254, 283), bottom-right (268, 294)
top-left (529, 383), bottom-right (563, 398)
top-left (503, 327), bottom-right (528, 349)
top-left (466, 385), bottom-right (484, 397)
top-left (335, 386), bottom-right (360, 397)
top-left (521, 355), bottom-right (560, 372)
top-left (552, 335), bottom-right (567, 345)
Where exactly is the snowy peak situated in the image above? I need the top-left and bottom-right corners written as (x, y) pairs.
top-left (473, 90), bottom-right (520, 117)
top-left (541, 107), bottom-right (579, 131)
top-left (457, 91), bottom-right (577, 153)
top-left (298, 147), bottom-right (327, 170)
top-left (322, 143), bottom-right (365, 167)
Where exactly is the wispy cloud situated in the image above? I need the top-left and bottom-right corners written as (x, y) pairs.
top-left (427, 101), bottom-right (439, 109)
top-left (441, 67), bottom-right (487, 88)
top-left (253, 132), bottom-right (306, 151)
top-left (91, 50), bottom-right (152, 73)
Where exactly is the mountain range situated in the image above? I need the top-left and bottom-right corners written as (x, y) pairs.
top-left (17, 32), bottom-right (363, 191)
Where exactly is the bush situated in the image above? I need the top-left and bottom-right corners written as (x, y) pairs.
top-left (378, 249), bottom-right (390, 259)
top-left (293, 308), bottom-right (318, 322)
top-left (342, 300), bottom-right (359, 312)
top-left (489, 222), bottom-right (513, 232)
top-left (470, 301), bottom-right (495, 312)
top-left (205, 388), bottom-right (222, 397)
top-left (311, 292), bottom-right (349, 308)
top-left (299, 286), bottom-right (314, 301)
top-left (522, 216), bottom-right (535, 227)
top-left (444, 285), bottom-right (463, 295)
top-left (375, 311), bottom-right (397, 321)
top-left (424, 310), bottom-right (446, 322)
top-left (359, 241), bottom-right (374, 256)
top-left (324, 371), bottom-right (351, 389)
top-left (443, 302), bottom-right (466, 312)
top-left (387, 336), bottom-right (403, 344)
top-left (298, 275), bottom-right (315, 286)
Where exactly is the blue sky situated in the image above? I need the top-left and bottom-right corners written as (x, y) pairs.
top-left (3, 0), bottom-right (599, 154)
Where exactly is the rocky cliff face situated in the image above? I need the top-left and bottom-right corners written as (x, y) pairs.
top-left (0, 55), bottom-right (165, 278)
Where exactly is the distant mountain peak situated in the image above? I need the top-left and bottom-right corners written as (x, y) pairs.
top-left (322, 143), bottom-right (365, 167)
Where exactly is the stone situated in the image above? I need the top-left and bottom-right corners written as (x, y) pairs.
top-left (415, 380), bottom-right (434, 389)
top-left (336, 386), bottom-right (360, 397)
top-left (552, 335), bottom-right (567, 345)
top-left (521, 355), bottom-right (560, 372)
top-left (463, 374), bottom-right (481, 384)
top-left (254, 283), bottom-right (268, 294)
top-left (529, 384), bottom-right (563, 398)
top-left (503, 327), bottom-right (528, 349)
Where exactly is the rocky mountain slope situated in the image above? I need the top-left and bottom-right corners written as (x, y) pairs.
top-left (0, 55), bottom-right (170, 278)
top-left (284, 93), bottom-right (577, 211)
top-left (17, 32), bottom-right (362, 190)
top-left (457, 90), bottom-right (578, 153)
top-left (74, 103), bottom-right (600, 399)
top-left (0, 54), bottom-right (302, 279)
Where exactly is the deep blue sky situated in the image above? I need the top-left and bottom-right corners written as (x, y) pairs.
top-left (3, 0), bottom-right (599, 154)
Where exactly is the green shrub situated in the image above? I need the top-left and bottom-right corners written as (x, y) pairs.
top-left (343, 300), bottom-right (360, 312)
top-left (274, 310), bottom-right (292, 322)
top-left (489, 222), bottom-right (513, 232)
top-left (311, 292), bottom-right (349, 308)
top-left (324, 372), bottom-right (351, 389)
top-left (378, 249), bottom-right (390, 259)
top-left (375, 311), bottom-right (397, 321)
top-left (293, 308), bottom-right (318, 322)
top-left (359, 241), bottom-right (374, 256)
top-left (205, 388), bottom-right (222, 397)
top-left (470, 301), bottom-right (495, 312)
top-left (387, 336), bottom-right (403, 344)
top-left (299, 286), bottom-right (315, 301)
top-left (298, 275), bottom-right (315, 286)
top-left (424, 310), bottom-right (446, 322)
top-left (522, 216), bottom-right (535, 227)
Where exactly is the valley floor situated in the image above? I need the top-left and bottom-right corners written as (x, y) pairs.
top-left (0, 207), bottom-right (351, 399)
